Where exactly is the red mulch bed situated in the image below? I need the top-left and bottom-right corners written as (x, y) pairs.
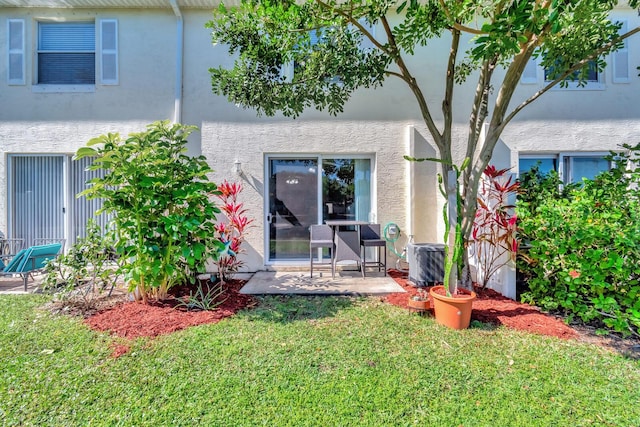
top-left (84, 279), bottom-right (255, 343)
top-left (385, 270), bottom-right (578, 340)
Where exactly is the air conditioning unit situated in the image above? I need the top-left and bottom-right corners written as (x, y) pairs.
top-left (408, 243), bottom-right (445, 287)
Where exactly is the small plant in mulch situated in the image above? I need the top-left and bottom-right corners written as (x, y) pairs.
top-left (212, 180), bottom-right (254, 283)
top-left (175, 281), bottom-right (228, 311)
top-left (42, 219), bottom-right (121, 317)
top-left (470, 165), bottom-right (519, 289)
top-left (409, 288), bottom-right (429, 302)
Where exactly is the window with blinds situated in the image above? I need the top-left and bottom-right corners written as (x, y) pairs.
top-left (37, 21), bottom-right (95, 85)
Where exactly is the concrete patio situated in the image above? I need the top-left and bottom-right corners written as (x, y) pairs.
top-left (239, 270), bottom-right (405, 295)
top-left (0, 275), bottom-right (43, 294)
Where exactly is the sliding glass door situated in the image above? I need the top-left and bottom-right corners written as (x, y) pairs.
top-left (9, 154), bottom-right (110, 248)
top-left (322, 158), bottom-right (371, 223)
top-left (267, 158), bottom-right (319, 260)
top-left (9, 155), bottom-right (65, 247)
top-left (266, 155), bottom-right (373, 263)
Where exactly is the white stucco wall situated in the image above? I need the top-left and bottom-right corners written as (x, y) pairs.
top-left (200, 120), bottom-right (417, 270)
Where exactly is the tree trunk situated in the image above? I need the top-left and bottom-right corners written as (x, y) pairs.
top-left (445, 169), bottom-right (458, 294)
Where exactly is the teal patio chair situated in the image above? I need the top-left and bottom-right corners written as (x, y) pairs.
top-left (0, 243), bottom-right (63, 291)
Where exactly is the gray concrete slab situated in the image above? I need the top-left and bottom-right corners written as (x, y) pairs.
top-left (0, 275), bottom-right (42, 294)
top-left (240, 270), bottom-right (406, 295)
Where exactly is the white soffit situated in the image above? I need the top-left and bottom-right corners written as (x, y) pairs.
top-left (0, 0), bottom-right (229, 8)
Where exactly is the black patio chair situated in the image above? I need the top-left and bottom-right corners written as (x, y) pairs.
top-left (360, 224), bottom-right (387, 277)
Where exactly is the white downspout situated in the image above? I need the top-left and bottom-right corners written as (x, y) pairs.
top-left (169, 0), bottom-right (183, 124)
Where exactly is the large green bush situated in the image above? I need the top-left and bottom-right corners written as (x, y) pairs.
top-left (517, 145), bottom-right (640, 336)
top-left (76, 121), bottom-right (224, 301)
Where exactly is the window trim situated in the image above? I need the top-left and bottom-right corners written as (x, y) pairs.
top-left (521, 58), bottom-right (606, 91)
top-left (35, 20), bottom-right (96, 89)
top-left (32, 84), bottom-right (96, 93)
top-left (519, 152), bottom-right (611, 184)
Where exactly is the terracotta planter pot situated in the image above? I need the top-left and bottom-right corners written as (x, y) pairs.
top-left (430, 285), bottom-right (476, 330)
top-left (407, 297), bottom-right (430, 311)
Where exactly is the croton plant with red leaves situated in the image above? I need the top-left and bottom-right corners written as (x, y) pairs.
top-left (214, 180), bottom-right (253, 282)
top-left (471, 165), bottom-right (519, 288)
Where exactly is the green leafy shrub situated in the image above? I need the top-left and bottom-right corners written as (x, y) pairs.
top-left (517, 145), bottom-right (640, 336)
top-left (75, 121), bottom-right (225, 302)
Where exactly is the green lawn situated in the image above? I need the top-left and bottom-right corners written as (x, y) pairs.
top-left (1, 294), bottom-right (639, 426)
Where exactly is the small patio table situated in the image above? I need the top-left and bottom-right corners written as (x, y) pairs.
top-left (324, 220), bottom-right (369, 278)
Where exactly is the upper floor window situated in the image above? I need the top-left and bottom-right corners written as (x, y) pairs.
top-left (7, 18), bottom-right (117, 89)
top-left (544, 60), bottom-right (602, 90)
top-left (545, 60), bottom-right (598, 83)
top-left (281, 19), bottom-right (375, 83)
top-left (38, 21), bottom-right (96, 85)
top-left (520, 20), bottom-right (629, 90)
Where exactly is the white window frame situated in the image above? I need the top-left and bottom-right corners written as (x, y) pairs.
top-left (33, 20), bottom-right (96, 93)
top-left (519, 152), bottom-right (611, 184)
top-left (559, 152), bottom-right (611, 184)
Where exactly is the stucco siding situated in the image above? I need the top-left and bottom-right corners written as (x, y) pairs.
top-left (0, 8), bottom-right (176, 121)
top-left (200, 120), bottom-right (420, 269)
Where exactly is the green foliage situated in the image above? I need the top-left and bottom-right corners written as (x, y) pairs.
top-left (175, 281), bottom-right (227, 311)
top-left (516, 165), bottom-right (577, 216)
top-left (517, 144), bottom-right (640, 337)
top-left (42, 219), bottom-right (119, 311)
top-left (75, 121), bottom-right (224, 301)
top-left (207, 0), bottom-right (389, 117)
